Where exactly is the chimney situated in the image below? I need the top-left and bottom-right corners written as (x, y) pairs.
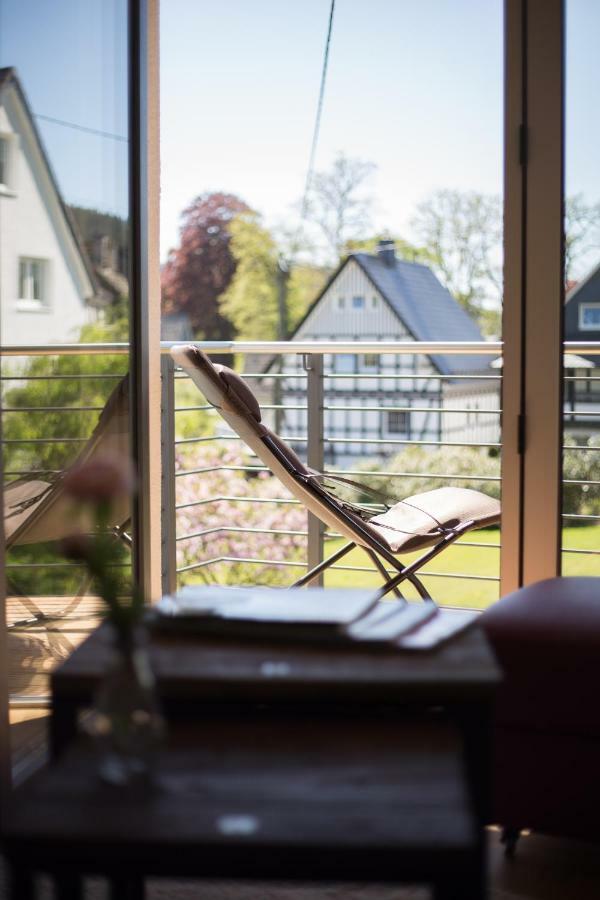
top-left (377, 238), bottom-right (396, 267)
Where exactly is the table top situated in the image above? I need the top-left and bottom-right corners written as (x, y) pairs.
top-left (52, 621), bottom-right (500, 707)
top-left (5, 718), bottom-right (476, 881)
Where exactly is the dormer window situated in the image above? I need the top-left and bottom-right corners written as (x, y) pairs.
top-left (579, 303), bottom-right (600, 330)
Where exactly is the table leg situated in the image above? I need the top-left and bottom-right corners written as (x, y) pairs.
top-left (50, 695), bottom-right (79, 760)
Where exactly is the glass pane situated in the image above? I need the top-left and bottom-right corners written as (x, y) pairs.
top-left (562, 0), bottom-right (600, 576)
top-left (0, 0), bottom-right (132, 773)
top-left (161, 1), bottom-right (503, 608)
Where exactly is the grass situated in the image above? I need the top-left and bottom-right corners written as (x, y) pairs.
top-left (321, 525), bottom-right (600, 610)
top-left (181, 523), bottom-right (600, 610)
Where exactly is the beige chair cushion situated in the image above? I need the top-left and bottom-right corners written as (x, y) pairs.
top-left (368, 487), bottom-right (501, 553)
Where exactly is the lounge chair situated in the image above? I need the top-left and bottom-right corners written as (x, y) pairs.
top-left (4, 374), bottom-right (131, 550)
top-left (171, 346), bottom-right (501, 615)
top-left (4, 374), bottom-right (131, 626)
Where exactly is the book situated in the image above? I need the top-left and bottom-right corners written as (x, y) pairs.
top-left (154, 586), bottom-right (376, 642)
top-left (152, 585), bottom-right (478, 648)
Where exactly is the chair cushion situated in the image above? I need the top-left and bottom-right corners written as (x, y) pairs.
top-left (368, 487), bottom-right (500, 553)
top-left (214, 365), bottom-right (262, 423)
top-left (482, 577), bottom-right (600, 735)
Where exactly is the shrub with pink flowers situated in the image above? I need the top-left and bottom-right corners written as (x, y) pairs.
top-left (175, 440), bottom-right (308, 586)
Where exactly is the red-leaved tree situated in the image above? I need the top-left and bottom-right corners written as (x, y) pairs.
top-left (161, 192), bottom-right (249, 338)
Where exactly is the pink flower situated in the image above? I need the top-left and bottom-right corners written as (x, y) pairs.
top-left (63, 454), bottom-right (136, 504)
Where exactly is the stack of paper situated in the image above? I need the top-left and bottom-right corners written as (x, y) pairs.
top-left (153, 586), bottom-right (478, 650)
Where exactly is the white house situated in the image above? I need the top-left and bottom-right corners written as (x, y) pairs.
top-left (279, 240), bottom-right (497, 465)
top-left (0, 67), bottom-right (97, 347)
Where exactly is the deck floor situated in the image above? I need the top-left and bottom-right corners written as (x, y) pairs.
top-left (6, 595), bottom-right (101, 698)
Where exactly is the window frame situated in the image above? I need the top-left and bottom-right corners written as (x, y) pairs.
top-left (578, 303), bottom-right (600, 331)
top-left (386, 410), bottom-right (409, 435)
top-left (17, 257), bottom-right (50, 310)
top-left (0, 133), bottom-right (15, 193)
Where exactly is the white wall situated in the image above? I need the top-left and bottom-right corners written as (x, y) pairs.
top-left (0, 88), bottom-right (93, 347)
top-left (442, 381), bottom-right (501, 445)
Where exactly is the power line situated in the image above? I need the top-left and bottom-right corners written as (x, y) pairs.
top-left (34, 113), bottom-right (128, 143)
top-left (299, 0), bottom-right (336, 223)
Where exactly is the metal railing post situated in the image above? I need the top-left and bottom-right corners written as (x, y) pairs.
top-left (161, 355), bottom-right (177, 596)
top-left (305, 353), bottom-right (324, 585)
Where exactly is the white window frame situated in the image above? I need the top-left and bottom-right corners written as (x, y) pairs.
top-left (578, 303), bottom-right (600, 331)
top-left (17, 257), bottom-right (50, 311)
top-left (0, 136), bottom-right (8, 187)
top-left (0, 133), bottom-right (16, 194)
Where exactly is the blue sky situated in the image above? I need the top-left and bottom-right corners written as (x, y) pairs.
top-left (2, 0), bottom-right (599, 265)
top-left (0, 0), bottom-right (128, 216)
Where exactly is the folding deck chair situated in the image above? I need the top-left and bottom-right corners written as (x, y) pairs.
top-left (4, 374), bottom-right (131, 626)
top-left (172, 346), bottom-right (501, 636)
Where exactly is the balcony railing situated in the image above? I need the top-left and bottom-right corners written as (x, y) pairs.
top-left (160, 340), bottom-right (503, 609)
top-left (3, 339), bottom-right (600, 622)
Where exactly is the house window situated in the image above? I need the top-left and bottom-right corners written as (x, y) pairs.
top-left (336, 354), bottom-right (355, 373)
top-left (352, 295), bottom-right (365, 309)
top-left (371, 296), bottom-right (378, 308)
top-left (18, 258), bottom-right (47, 305)
top-left (337, 296), bottom-right (345, 310)
top-left (579, 303), bottom-right (600, 331)
top-left (387, 410), bottom-right (409, 434)
top-left (362, 353), bottom-right (379, 370)
top-left (0, 137), bottom-right (8, 187)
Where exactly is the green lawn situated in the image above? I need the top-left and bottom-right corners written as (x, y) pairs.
top-left (321, 525), bottom-right (600, 609)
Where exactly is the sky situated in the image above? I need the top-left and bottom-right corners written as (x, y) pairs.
top-left (1, 0), bottom-right (599, 267)
top-left (0, 0), bottom-right (128, 217)
top-left (159, 0), bottom-right (504, 259)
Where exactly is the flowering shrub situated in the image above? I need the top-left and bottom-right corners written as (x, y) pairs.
top-left (175, 440), bottom-right (307, 586)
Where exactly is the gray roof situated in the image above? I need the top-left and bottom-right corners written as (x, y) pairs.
top-left (353, 253), bottom-right (489, 376)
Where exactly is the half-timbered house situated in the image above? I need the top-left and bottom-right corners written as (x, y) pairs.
top-left (279, 240), bottom-right (497, 465)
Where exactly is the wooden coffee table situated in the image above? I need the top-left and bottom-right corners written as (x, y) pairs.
top-left (46, 622), bottom-right (499, 897)
top-left (4, 717), bottom-right (481, 899)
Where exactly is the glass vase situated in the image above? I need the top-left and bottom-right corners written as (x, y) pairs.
top-left (84, 624), bottom-right (165, 788)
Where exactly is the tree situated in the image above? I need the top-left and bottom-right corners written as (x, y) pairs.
top-left (2, 310), bottom-right (132, 597)
top-left (304, 153), bottom-right (376, 261)
top-left (410, 189), bottom-right (502, 322)
top-left (218, 212), bottom-right (328, 341)
top-left (161, 192), bottom-right (249, 338)
top-left (565, 194), bottom-right (600, 282)
top-left (218, 213), bottom-right (280, 341)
